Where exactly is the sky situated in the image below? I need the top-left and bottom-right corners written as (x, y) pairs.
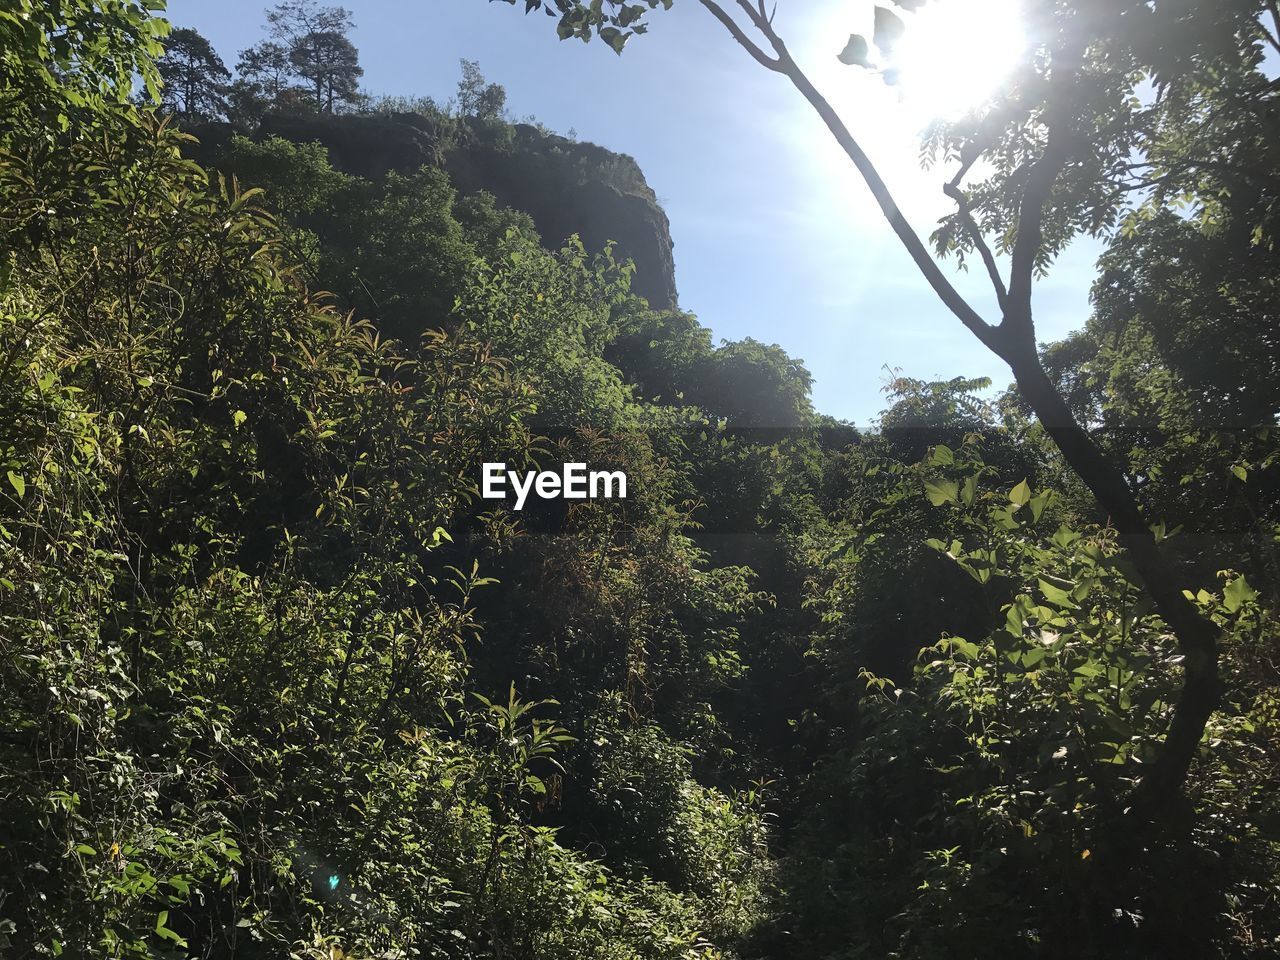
top-left (166, 0), bottom-right (1104, 426)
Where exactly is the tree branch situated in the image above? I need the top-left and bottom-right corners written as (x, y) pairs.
top-left (720, 12), bottom-right (1007, 358)
top-left (1264, 0), bottom-right (1280, 53)
top-left (942, 180), bottom-right (1009, 313)
top-left (1008, 363), bottom-right (1221, 828)
top-left (1005, 124), bottom-right (1070, 339)
top-left (698, 1), bottom-right (781, 72)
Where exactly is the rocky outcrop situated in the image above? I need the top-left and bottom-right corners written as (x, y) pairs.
top-left (246, 112), bottom-right (678, 309)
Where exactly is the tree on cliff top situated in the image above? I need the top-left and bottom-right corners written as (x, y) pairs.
top-left (456, 58), bottom-right (507, 120)
top-left (157, 27), bottom-right (230, 119)
top-left (238, 1), bottom-right (364, 113)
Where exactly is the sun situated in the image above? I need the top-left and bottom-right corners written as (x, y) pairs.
top-left (787, 0), bottom-right (1031, 226)
top-left (889, 0), bottom-right (1027, 123)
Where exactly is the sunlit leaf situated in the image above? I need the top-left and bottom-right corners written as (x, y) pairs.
top-left (924, 477), bottom-right (958, 506)
top-left (1223, 575), bottom-right (1257, 613)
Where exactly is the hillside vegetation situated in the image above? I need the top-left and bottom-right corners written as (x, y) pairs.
top-left (1, 3), bottom-right (1278, 959)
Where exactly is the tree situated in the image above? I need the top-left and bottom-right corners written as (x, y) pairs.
top-left (235, 39), bottom-right (295, 105)
top-left (492, 0), bottom-right (1277, 827)
top-left (1032, 210), bottom-right (1280, 602)
top-left (264, 0), bottom-right (356, 46)
top-left (235, 3), bottom-right (363, 114)
top-left (290, 28), bottom-right (363, 112)
top-left (261, 1), bottom-right (363, 112)
top-left (157, 27), bottom-right (230, 119)
top-left (456, 58), bottom-right (507, 120)
top-left (1, 95), bottom-right (772, 960)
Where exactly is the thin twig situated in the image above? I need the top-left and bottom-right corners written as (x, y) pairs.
top-left (942, 181), bottom-right (1009, 312)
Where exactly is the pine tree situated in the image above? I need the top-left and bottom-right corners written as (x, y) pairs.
top-left (157, 27), bottom-right (230, 119)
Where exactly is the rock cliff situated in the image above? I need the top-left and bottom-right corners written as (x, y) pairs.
top-left (240, 112), bottom-right (678, 309)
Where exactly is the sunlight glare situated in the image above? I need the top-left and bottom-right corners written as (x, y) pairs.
top-left (892, 0), bottom-right (1027, 123)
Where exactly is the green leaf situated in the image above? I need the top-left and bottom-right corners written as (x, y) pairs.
top-left (1028, 490), bottom-right (1052, 522)
top-left (1009, 479), bottom-right (1031, 506)
top-left (1051, 525), bottom-right (1080, 549)
top-left (1223, 575), bottom-right (1257, 613)
top-left (1231, 464), bottom-right (1248, 482)
top-left (155, 925), bottom-right (186, 945)
top-left (600, 26), bottom-right (627, 54)
top-left (1022, 647), bottom-right (1047, 668)
top-left (232, 410), bottom-right (247, 428)
top-left (924, 477), bottom-right (958, 506)
top-left (1005, 595), bottom-right (1034, 635)
top-left (1037, 578), bottom-right (1076, 609)
top-left (153, 909), bottom-right (187, 943)
top-left (7, 471), bottom-right (25, 499)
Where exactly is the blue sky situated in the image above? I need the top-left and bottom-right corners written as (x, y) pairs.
top-left (166, 0), bottom-right (1103, 425)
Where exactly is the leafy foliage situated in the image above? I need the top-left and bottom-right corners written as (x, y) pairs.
top-left (5, 3), bottom-right (1280, 959)
top-left (0, 0), bottom-right (169, 135)
top-left (492, 0), bottom-right (675, 53)
top-left (0, 34), bottom-right (773, 957)
top-left (235, 2), bottom-right (364, 115)
top-left (784, 433), bottom-right (1279, 958)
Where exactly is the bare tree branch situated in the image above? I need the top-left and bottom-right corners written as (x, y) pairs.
top-left (942, 180), bottom-right (1010, 313)
top-left (737, 0), bottom-right (780, 44)
top-left (698, 0), bottom-right (781, 72)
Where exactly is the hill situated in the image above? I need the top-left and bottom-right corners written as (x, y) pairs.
top-left (191, 110), bottom-right (679, 309)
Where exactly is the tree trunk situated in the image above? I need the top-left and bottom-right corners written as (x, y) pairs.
top-left (1003, 337), bottom-right (1221, 818)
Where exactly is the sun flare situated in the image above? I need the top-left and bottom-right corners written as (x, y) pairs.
top-left (800, 0), bottom-right (1032, 224)
top-left (889, 0), bottom-right (1027, 123)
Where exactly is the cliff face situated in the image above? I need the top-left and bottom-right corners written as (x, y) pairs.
top-left (251, 113), bottom-right (678, 309)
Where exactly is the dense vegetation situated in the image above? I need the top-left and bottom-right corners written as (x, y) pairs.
top-left (1, 2), bottom-right (1277, 959)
